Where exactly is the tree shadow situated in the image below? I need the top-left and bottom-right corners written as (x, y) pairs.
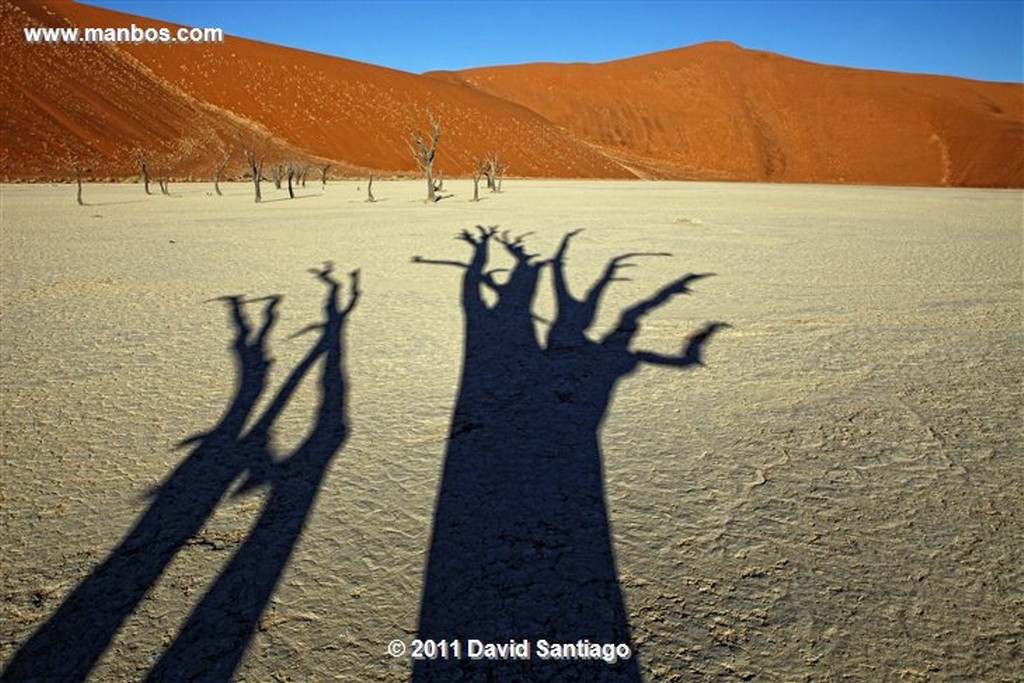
top-left (147, 264), bottom-right (358, 681)
top-left (412, 228), bottom-right (727, 682)
top-left (261, 193), bottom-right (319, 203)
top-left (88, 199), bottom-right (151, 207)
top-left (2, 267), bottom-right (359, 683)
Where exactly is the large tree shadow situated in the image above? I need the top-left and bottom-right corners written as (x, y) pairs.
top-left (412, 228), bottom-right (727, 682)
top-left (3, 266), bottom-right (359, 682)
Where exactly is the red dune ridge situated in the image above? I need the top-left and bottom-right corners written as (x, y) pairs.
top-left (2, 0), bottom-right (1022, 187)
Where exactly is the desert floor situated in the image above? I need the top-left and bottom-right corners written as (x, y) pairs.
top-left (1, 179), bottom-right (1021, 681)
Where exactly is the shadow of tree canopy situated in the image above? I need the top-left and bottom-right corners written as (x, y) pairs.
top-left (412, 228), bottom-right (727, 682)
top-left (3, 266), bottom-right (359, 683)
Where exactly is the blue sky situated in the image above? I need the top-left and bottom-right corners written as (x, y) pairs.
top-left (84, 1), bottom-right (1023, 82)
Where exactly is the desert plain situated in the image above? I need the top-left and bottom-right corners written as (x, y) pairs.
top-left (0, 179), bottom-right (1021, 681)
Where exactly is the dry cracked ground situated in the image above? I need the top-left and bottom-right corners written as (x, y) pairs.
top-left (1, 179), bottom-right (1021, 681)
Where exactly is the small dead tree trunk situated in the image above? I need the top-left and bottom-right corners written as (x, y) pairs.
top-left (483, 152), bottom-right (509, 193)
top-left (484, 152), bottom-right (497, 191)
top-left (135, 151), bottom-right (151, 195)
top-left (472, 161), bottom-right (483, 202)
top-left (321, 164), bottom-right (331, 189)
top-left (408, 110), bottom-right (441, 202)
top-left (300, 166), bottom-right (309, 188)
top-left (244, 139), bottom-right (262, 203)
top-left (497, 162), bottom-right (507, 193)
top-left (158, 178), bottom-right (170, 195)
top-left (286, 164), bottom-right (296, 199)
top-left (213, 151), bottom-right (230, 196)
top-left (272, 165), bottom-right (283, 190)
top-left (366, 173), bottom-right (376, 203)
top-left (73, 163), bottom-right (84, 206)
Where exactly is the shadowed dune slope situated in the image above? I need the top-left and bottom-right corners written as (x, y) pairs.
top-left (3, 1), bottom-right (1022, 186)
top-left (2, 0), bottom-right (629, 180)
top-left (0, 1), bottom-right (336, 180)
top-left (429, 43), bottom-right (1024, 187)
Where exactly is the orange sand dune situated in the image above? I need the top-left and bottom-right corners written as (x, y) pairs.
top-left (2, 0), bottom-right (627, 181)
top-left (0, 1), bottom-right (337, 180)
top-left (2, 1), bottom-right (1022, 186)
top-left (432, 43), bottom-right (1024, 187)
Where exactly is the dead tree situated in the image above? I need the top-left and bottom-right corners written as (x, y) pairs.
top-left (286, 163), bottom-right (296, 199)
top-left (300, 166), bottom-right (309, 188)
top-left (484, 151), bottom-right (497, 191)
top-left (496, 161), bottom-right (507, 193)
top-left (472, 160), bottom-right (484, 202)
top-left (158, 177), bottom-right (170, 196)
top-left (320, 164), bottom-right (331, 189)
top-left (73, 162), bottom-right (84, 206)
top-left (366, 172), bottom-right (376, 203)
top-left (485, 151), bottom-right (507, 193)
top-left (134, 150), bottom-right (151, 195)
top-left (213, 150), bottom-right (230, 196)
top-left (243, 138), bottom-right (263, 203)
top-left (272, 165), bottom-right (283, 190)
top-left (408, 110), bottom-right (442, 202)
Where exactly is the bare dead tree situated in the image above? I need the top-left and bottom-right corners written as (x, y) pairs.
top-left (213, 150), bottom-right (230, 196)
top-left (148, 150), bottom-right (173, 196)
top-left (134, 150), bottom-right (151, 195)
top-left (366, 172), bottom-right (376, 203)
top-left (484, 151), bottom-right (507, 193)
top-left (472, 160), bottom-right (484, 202)
top-left (320, 164), bottom-right (331, 189)
top-left (408, 110), bottom-right (441, 202)
top-left (243, 137), bottom-right (263, 203)
top-left (300, 166), bottom-right (309, 188)
top-left (286, 163), bottom-right (296, 199)
top-left (70, 143), bottom-right (97, 205)
top-left (484, 152), bottom-right (496, 191)
top-left (67, 159), bottom-right (83, 205)
top-left (73, 161), bottom-right (84, 206)
top-left (272, 165), bottom-right (283, 190)
top-left (496, 161), bottom-right (508, 193)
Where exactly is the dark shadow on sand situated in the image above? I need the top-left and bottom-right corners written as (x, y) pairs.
top-left (261, 193), bottom-right (319, 203)
top-left (2, 266), bottom-right (358, 683)
top-left (412, 228), bottom-right (727, 682)
top-left (87, 199), bottom-right (151, 207)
